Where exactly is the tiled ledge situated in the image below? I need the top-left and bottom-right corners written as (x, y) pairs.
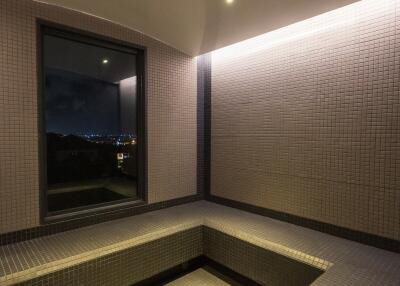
top-left (0, 201), bottom-right (399, 286)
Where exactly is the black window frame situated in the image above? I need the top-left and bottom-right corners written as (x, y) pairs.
top-left (37, 20), bottom-right (147, 223)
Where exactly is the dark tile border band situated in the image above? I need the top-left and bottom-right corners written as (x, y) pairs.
top-left (15, 226), bottom-right (203, 286)
top-left (197, 54), bottom-right (212, 199)
top-left (0, 194), bottom-right (201, 246)
top-left (207, 195), bottom-right (400, 253)
top-left (1, 52), bottom-right (209, 246)
top-left (201, 259), bottom-right (262, 286)
top-left (203, 226), bottom-right (323, 286)
top-left (133, 256), bottom-right (262, 286)
top-left (18, 225), bottom-right (316, 285)
top-left (133, 256), bottom-right (206, 286)
top-left (1, 52), bottom-right (211, 246)
top-left (198, 52), bottom-right (399, 254)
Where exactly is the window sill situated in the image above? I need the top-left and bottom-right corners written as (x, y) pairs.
top-left (43, 199), bottom-right (147, 224)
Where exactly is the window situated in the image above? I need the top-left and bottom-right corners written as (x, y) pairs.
top-left (39, 23), bottom-right (146, 219)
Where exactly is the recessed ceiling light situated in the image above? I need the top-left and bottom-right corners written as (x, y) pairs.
top-left (226, 0), bottom-right (234, 4)
top-left (102, 59), bottom-right (109, 64)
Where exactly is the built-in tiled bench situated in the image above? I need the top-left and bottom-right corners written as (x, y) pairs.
top-left (0, 202), bottom-right (399, 285)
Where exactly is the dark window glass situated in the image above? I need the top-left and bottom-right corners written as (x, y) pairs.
top-left (41, 27), bottom-right (144, 215)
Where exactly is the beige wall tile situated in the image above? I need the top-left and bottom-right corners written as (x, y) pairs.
top-left (211, 0), bottom-right (400, 240)
top-left (0, 0), bottom-right (197, 234)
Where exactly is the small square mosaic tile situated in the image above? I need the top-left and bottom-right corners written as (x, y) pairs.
top-left (0, 202), bottom-right (399, 285)
top-left (0, 0), bottom-right (197, 235)
top-left (210, 0), bottom-right (400, 241)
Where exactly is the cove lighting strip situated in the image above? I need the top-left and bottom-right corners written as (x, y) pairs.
top-left (212, 0), bottom-right (395, 61)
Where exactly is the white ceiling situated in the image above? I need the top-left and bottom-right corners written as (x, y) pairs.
top-left (38, 0), bottom-right (359, 56)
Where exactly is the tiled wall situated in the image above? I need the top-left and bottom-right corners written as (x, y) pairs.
top-left (0, 0), bottom-right (197, 234)
top-left (210, 0), bottom-right (400, 240)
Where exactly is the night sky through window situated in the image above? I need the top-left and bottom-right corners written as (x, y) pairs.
top-left (42, 29), bottom-right (141, 214)
top-left (44, 33), bottom-right (137, 137)
top-left (46, 68), bottom-right (121, 136)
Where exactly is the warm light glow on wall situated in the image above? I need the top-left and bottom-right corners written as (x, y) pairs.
top-left (212, 0), bottom-right (394, 61)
